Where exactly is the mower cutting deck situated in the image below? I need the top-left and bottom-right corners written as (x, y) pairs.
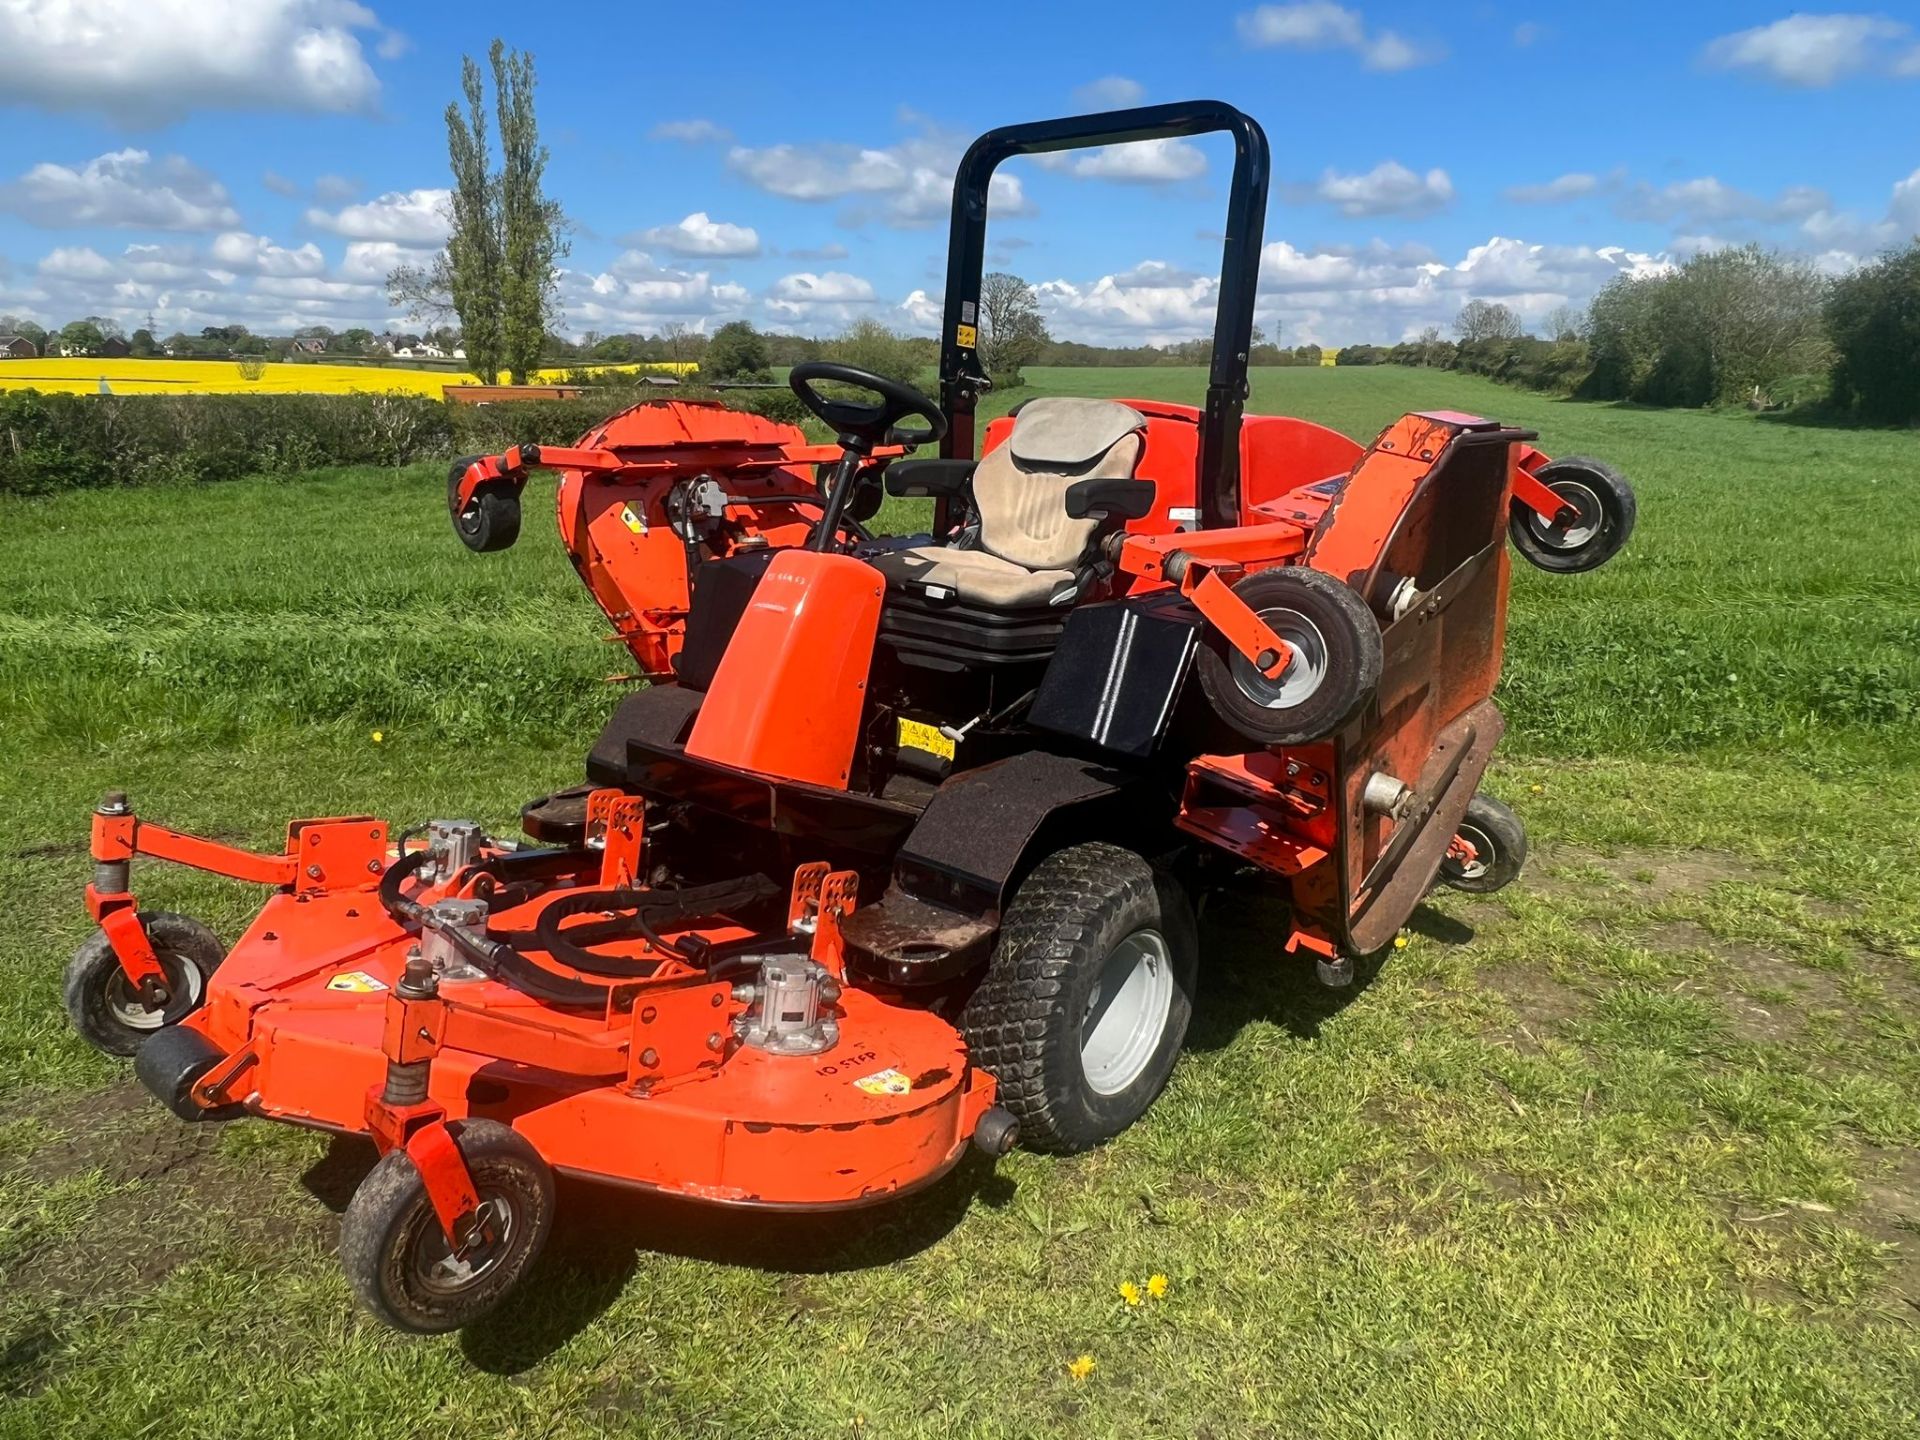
top-left (63, 100), bottom-right (1635, 1335)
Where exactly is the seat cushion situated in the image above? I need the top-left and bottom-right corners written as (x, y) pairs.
top-left (871, 546), bottom-right (1076, 609)
top-left (972, 403), bottom-right (1144, 572)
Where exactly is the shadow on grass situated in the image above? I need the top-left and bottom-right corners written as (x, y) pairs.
top-left (301, 1128), bottom-right (1016, 1375)
top-left (1187, 890), bottom-right (1477, 1053)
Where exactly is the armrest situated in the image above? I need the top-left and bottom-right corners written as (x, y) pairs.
top-left (1065, 476), bottom-right (1156, 521)
top-left (885, 458), bottom-right (977, 499)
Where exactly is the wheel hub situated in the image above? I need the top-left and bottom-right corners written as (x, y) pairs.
top-left (1080, 929), bottom-right (1174, 1097)
top-left (1528, 479), bottom-right (1602, 550)
top-left (417, 1195), bottom-right (515, 1294)
top-left (1229, 606), bottom-right (1329, 710)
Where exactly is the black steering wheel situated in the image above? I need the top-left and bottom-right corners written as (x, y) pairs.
top-left (789, 361), bottom-right (948, 451)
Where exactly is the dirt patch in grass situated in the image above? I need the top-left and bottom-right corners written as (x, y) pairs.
top-left (0, 1082), bottom-right (331, 1308)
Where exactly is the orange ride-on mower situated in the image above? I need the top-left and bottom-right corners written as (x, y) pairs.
top-left (64, 101), bottom-right (1635, 1334)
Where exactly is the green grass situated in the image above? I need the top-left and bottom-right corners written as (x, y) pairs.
top-left (1, 366), bottom-right (1917, 1436)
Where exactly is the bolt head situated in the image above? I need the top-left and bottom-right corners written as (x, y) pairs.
top-left (640, 1047), bottom-right (660, 1068)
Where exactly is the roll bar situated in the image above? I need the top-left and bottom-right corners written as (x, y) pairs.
top-left (937, 100), bottom-right (1271, 531)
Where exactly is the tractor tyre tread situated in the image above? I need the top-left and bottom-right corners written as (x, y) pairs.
top-left (1510, 455), bottom-right (1636, 574)
top-left (960, 843), bottom-right (1196, 1155)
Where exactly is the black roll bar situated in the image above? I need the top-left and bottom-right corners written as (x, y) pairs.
top-left (937, 100), bottom-right (1270, 530)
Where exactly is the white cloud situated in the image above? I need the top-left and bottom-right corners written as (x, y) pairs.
top-left (208, 231), bottom-right (326, 277)
top-left (728, 123), bottom-right (1030, 228)
top-left (1505, 172), bottom-right (1601, 204)
top-left (1310, 161), bottom-right (1454, 218)
top-left (1615, 176), bottom-right (1828, 227)
top-left (1047, 138), bottom-right (1208, 184)
top-left (1891, 167), bottom-right (1920, 231)
top-left (339, 240), bottom-right (408, 282)
top-left (1235, 3), bottom-right (1439, 71)
top-left (263, 170), bottom-right (300, 197)
top-left (767, 271), bottom-right (878, 320)
top-left (1073, 75), bottom-right (1146, 108)
top-left (306, 188), bottom-right (450, 246)
top-left (1037, 262), bottom-right (1221, 346)
top-left (635, 212), bottom-right (762, 258)
top-left (0, 0), bottom-right (398, 126)
top-left (1704, 13), bottom-right (1920, 87)
top-left (650, 118), bottom-right (732, 144)
top-left (557, 250), bottom-right (754, 330)
top-left (0, 150), bottom-right (241, 231)
top-left (899, 288), bottom-right (942, 330)
top-left (37, 247), bottom-right (120, 282)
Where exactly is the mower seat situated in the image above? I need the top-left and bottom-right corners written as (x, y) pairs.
top-left (871, 398), bottom-right (1147, 609)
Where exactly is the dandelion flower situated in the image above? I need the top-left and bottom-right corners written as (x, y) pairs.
top-left (1146, 1273), bottom-right (1169, 1299)
top-left (1118, 1280), bottom-right (1143, 1306)
top-left (1067, 1354), bottom-right (1096, 1382)
top-left (1393, 934), bottom-right (1409, 950)
top-left (372, 730), bottom-right (384, 744)
top-left (1529, 784), bottom-right (1543, 794)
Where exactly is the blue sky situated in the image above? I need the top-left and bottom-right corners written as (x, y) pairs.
top-left (2, 1), bottom-right (1917, 347)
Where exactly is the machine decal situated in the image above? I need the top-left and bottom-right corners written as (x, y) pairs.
top-left (854, 1067), bottom-right (914, 1096)
top-left (325, 970), bottom-right (388, 993)
top-left (954, 323), bottom-right (977, 349)
top-left (618, 502), bottom-right (646, 534)
top-left (897, 717), bottom-right (957, 761)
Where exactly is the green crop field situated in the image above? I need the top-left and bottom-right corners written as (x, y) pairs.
top-left (1, 366), bottom-right (1916, 1437)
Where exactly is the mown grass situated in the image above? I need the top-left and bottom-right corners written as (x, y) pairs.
top-left (0, 366), bottom-right (1915, 1437)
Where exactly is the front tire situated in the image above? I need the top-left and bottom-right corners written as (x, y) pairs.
top-left (340, 1119), bottom-right (555, 1335)
top-left (960, 843), bottom-right (1197, 1154)
top-left (63, 912), bottom-right (224, 1057)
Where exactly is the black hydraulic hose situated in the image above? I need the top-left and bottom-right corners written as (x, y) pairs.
top-left (534, 875), bottom-right (781, 976)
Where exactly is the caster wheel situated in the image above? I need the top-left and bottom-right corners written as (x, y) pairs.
top-left (448, 456), bottom-right (522, 553)
top-left (971, 1106), bottom-right (1021, 1158)
top-left (1194, 567), bottom-right (1382, 746)
top-left (1510, 457), bottom-right (1635, 573)
top-left (63, 912), bottom-right (224, 1058)
top-left (961, 843), bottom-right (1197, 1155)
top-left (1439, 794), bottom-right (1528, 894)
top-left (340, 1119), bottom-right (555, 1335)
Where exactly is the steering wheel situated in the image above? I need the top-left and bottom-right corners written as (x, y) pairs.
top-left (788, 362), bottom-right (948, 451)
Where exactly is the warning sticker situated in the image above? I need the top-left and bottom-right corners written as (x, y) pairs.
top-left (618, 503), bottom-right (647, 534)
top-left (955, 323), bottom-right (978, 349)
top-left (326, 970), bottom-right (388, 993)
top-left (854, 1067), bottom-right (913, 1096)
top-left (897, 717), bottom-right (956, 761)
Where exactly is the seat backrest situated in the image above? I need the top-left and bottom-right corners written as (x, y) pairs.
top-left (972, 398), bottom-right (1145, 571)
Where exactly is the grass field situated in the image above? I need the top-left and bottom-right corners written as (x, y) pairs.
top-left (0, 356), bottom-right (694, 397)
top-left (1, 366), bottom-right (1916, 1436)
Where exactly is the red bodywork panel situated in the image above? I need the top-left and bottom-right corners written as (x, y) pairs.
top-left (683, 549), bottom-right (885, 790)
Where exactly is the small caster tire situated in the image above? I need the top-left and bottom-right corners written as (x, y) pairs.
top-left (1439, 794), bottom-right (1528, 894)
top-left (1315, 954), bottom-right (1354, 988)
top-left (135, 1025), bottom-right (247, 1122)
top-left (1509, 457), bottom-right (1635, 574)
top-left (448, 456), bottom-right (522, 554)
top-left (63, 911), bottom-right (224, 1058)
top-left (961, 843), bottom-right (1198, 1155)
top-left (972, 1107), bottom-right (1021, 1158)
top-left (340, 1119), bottom-right (555, 1335)
top-left (1194, 567), bottom-right (1382, 746)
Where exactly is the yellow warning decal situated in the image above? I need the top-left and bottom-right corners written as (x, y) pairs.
top-left (854, 1067), bottom-right (913, 1096)
top-left (897, 717), bottom-right (956, 761)
top-left (955, 323), bottom-right (978, 348)
top-left (618, 503), bottom-right (647, 534)
top-left (326, 970), bottom-right (388, 993)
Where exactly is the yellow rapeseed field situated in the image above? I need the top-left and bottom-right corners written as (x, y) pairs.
top-left (0, 357), bottom-right (697, 397)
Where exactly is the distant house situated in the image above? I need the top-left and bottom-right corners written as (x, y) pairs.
top-left (97, 336), bottom-right (131, 358)
top-left (0, 334), bottom-right (37, 360)
top-left (290, 337), bottom-right (328, 356)
top-left (392, 338), bottom-right (443, 360)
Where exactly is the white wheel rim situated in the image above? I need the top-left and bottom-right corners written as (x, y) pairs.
top-left (1229, 606), bottom-right (1329, 710)
top-left (417, 1195), bottom-right (516, 1294)
top-left (1080, 928), bottom-right (1174, 1097)
top-left (1527, 479), bottom-right (1602, 549)
top-left (103, 956), bottom-right (202, 1030)
top-left (1449, 821), bottom-right (1496, 880)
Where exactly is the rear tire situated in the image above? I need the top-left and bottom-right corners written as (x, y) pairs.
top-left (960, 843), bottom-right (1197, 1154)
top-left (340, 1119), bottom-right (554, 1335)
top-left (1439, 794), bottom-right (1528, 894)
top-left (1509, 457), bottom-right (1635, 573)
top-left (63, 912), bottom-right (224, 1058)
top-left (448, 456), bottom-right (522, 553)
top-left (1194, 567), bottom-right (1381, 746)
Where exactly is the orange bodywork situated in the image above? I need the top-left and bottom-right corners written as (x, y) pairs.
top-left (682, 549), bottom-right (886, 790)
